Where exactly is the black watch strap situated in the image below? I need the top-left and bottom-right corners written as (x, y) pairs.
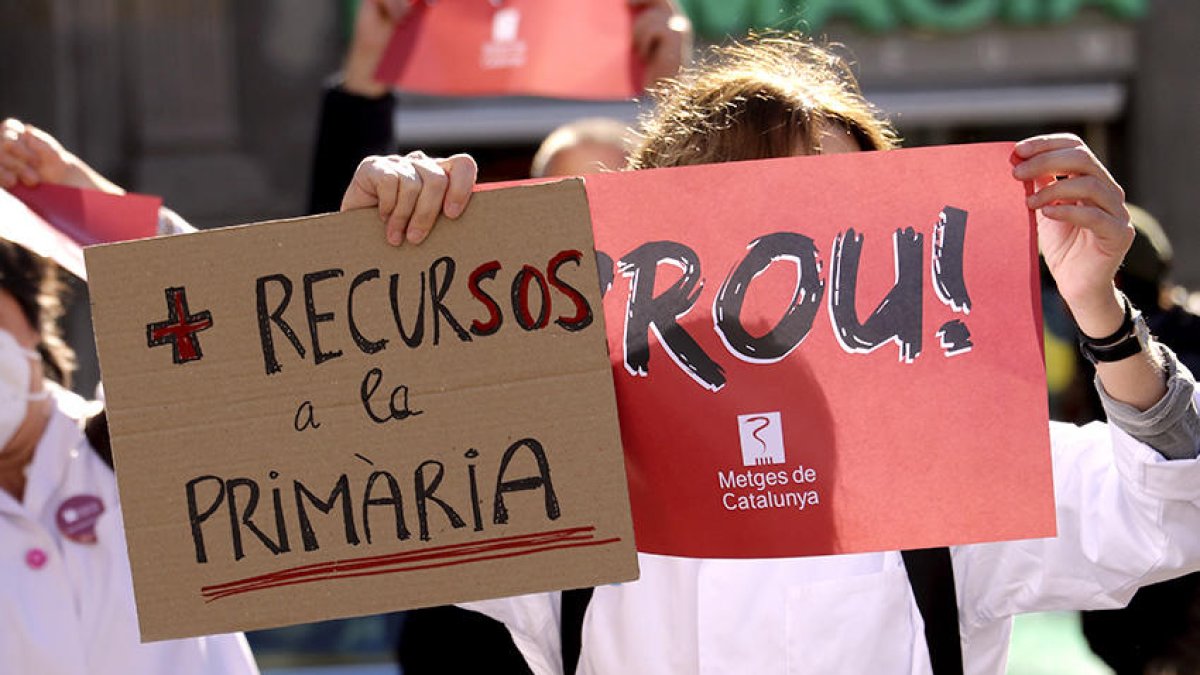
top-left (1079, 295), bottom-right (1146, 364)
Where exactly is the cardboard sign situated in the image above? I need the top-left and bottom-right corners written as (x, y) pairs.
top-left (583, 142), bottom-right (1056, 558)
top-left (85, 180), bottom-right (637, 641)
top-left (375, 0), bottom-right (641, 100)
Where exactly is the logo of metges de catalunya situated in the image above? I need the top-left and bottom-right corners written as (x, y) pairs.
top-left (482, 7), bottom-right (526, 69)
top-left (737, 412), bottom-right (785, 467)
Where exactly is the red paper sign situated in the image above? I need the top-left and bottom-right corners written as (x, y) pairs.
top-left (376, 0), bottom-right (641, 100)
top-left (1, 187), bottom-right (86, 279)
top-left (9, 183), bottom-right (160, 246)
top-left (583, 142), bottom-right (1055, 558)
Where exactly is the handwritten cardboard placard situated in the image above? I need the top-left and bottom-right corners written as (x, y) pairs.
top-left (583, 142), bottom-right (1055, 558)
top-left (375, 0), bottom-right (641, 100)
top-left (85, 179), bottom-right (637, 641)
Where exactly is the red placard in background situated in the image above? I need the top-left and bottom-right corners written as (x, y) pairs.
top-left (1, 184), bottom-right (160, 280)
top-left (1, 187), bottom-right (86, 279)
top-left (583, 142), bottom-right (1055, 558)
top-left (375, 0), bottom-right (641, 100)
top-left (9, 183), bottom-right (160, 246)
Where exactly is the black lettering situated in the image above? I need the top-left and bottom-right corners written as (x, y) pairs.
top-left (714, 232), bottom-right (824, 362)
top-left (362, 470), bottom-right (410, 544)
top-left (255, 274), bottom-right (305, 375)
top-left (303, 269), bottom-right (345, 365)
top-left (389, 272), bottom-right (426, 348)
top-left (511, 265), bottom-right (551, 330)
top-left (294, 400), bottom-right (320, 431)
top-left (415, 460), bottom-right (466, 541)
top-left (186, 475), bottom-right (225, 564)
top-left (466, 451), bottom-right (484, 532)
top-left (619, 241), bottom-right (725, 391)
top-left (596, 250), bottom-right (615, 299)
top-left (429, 257), bottom-right (471, 345)
top-left (360, 367), bottom-right (424, 424)
top-left (293, 474), bottom-right (359, 552)
top-left (548, 250), bottom-right (593, 332)
top-left (268, 472), bottom-right (290, 555)
top-left (226, 477), bottom-right (286, 561)
top-left (493, 438), bottom-right (560, 524)
top-left (348, 269), bottom-right (388, 354)
top-left (830, 228), bottom-right (924, 362)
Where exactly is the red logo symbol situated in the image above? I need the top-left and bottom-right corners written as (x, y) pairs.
top-left (146, 287), bottom-right (213, 364)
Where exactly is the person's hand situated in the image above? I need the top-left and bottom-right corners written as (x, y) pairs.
top-left (2, 118), bottom-right (76, 189)
top-left (630, 0), bottom-right (692, 90)
top-left (341, 152), bottom-right (477, 245)
top-left (342, 0), bottom-right (412, 98)
top-left (1013, 134), bottom-right (1132, 337)
top-left (1, 118), bottom-right (125, 194)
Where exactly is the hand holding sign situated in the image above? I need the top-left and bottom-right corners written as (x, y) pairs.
top-left (1014, 134), bottom-right (1165, 412)
top-left (342, 0), bottom-right (414, 98)
top-left (341, 152), bottom-right (478, 245)
top-left (1014, 135), bottom-right (1132, 323)
top-left (630, 0), bottom-right (693, 89)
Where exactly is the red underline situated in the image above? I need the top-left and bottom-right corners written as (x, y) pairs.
top-left (200, 526), bottom-right (620, 602)
top-left (201, 526), bottom-right (595, 593)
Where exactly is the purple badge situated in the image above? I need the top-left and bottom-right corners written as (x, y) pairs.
top-left (56, 495), bottom-right (105, 544)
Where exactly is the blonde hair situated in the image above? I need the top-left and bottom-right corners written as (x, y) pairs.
top-left (630, 36), bottom-right (898, 170)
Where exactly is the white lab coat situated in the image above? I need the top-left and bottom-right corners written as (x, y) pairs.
top-left (0, 387), bottom-right (258, 675)
top-left (466, 392), bottom-right (1200, 675)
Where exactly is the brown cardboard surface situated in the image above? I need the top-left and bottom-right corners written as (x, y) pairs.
top-left (84, 179), bottom-right (637, 642)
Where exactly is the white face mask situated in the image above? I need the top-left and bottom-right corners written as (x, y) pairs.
top-left (0, 328), bottom-right (48, 450)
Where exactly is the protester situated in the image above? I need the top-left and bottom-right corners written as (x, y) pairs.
top-left (1, 121), bottom-right (257, 673)
top-left (1076, 204), bottom-right (1200, 675)
top-left (339, 36), bottom-right (1200, 675)
top-left (307, 4), bottom-right (673, 670)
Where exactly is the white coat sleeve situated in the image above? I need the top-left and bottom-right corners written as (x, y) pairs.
top-left (460, 592), bottom-right (565, 675)
top-left (954, 388), bottom-right (1200, 629)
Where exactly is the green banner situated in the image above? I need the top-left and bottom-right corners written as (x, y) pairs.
top-left (677, 0), bottom-right (1146, 38)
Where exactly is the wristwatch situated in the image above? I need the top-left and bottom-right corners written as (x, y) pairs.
top-left (1078, 294), bottom-right (1151, 364)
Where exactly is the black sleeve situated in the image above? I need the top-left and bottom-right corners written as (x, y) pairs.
top-left (308, 84), bottom-right (398, 215)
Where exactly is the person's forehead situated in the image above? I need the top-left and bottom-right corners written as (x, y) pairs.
top-left (818, 125), bottom-right (862, 155)
top-left (545, 141), bottom-right (628, 177)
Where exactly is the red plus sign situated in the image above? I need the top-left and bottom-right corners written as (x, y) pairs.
top-left (146, 287), bottom-right (214, 364)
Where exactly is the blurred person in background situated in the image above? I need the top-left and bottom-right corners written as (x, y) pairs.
top-left (337, 35), bottom-right (1200, 675)
top-left (1, 123), bottom-right (256, 674)
top-left (529, 117), bottom-right (633, 178)
top-left (309, 0), bottom-right (687, 214)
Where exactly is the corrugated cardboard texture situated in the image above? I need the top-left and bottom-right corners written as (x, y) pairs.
top-left (85, 179), bottom-right (637, 641)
